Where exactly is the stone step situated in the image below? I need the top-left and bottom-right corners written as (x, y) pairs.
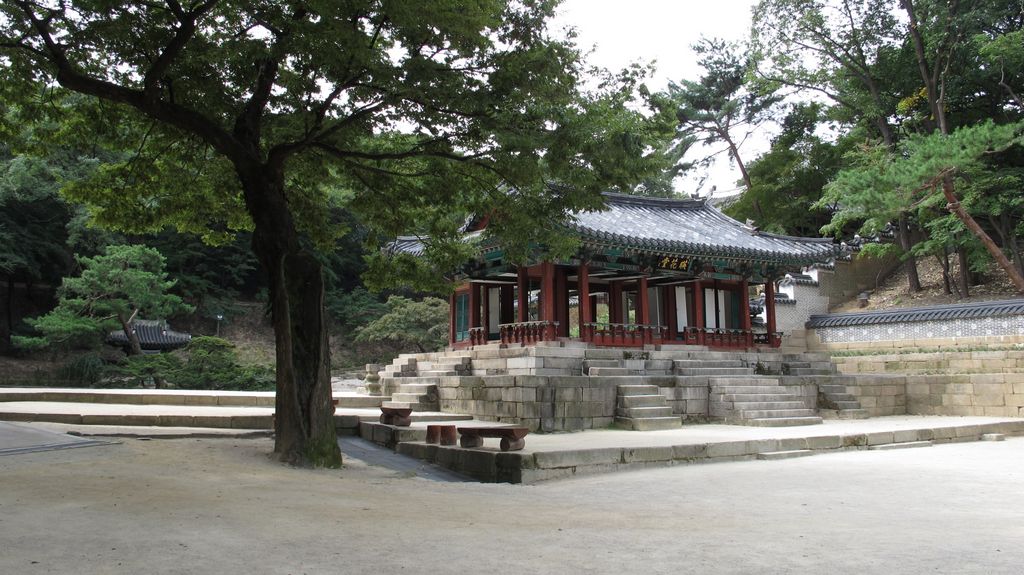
top-left (757, 449), bottom-right (814, 461)
top-left (616, 406), bottom-right (673, 419)
top-left (589, 367), bottom-right (632, 376)
top-left (981, 433), bottom-right (1006, 441)
top-left (583, 359), bottom-right (620, 370)
top-left (837, 409), bottom-right (870, 419)
top-left (731, 401), bottom-right (809, 411)
top-left (614, 416), bottom-right (682, 431)
top-left (788, 368), bottom-right (833, 376)
top-left (673, 359), bottom-right (745, 368)
top-left (738, 416), bottom-right (823, 427)
top-left (584, 349), bottom-right (629, 360)
top-left (738, 408), bottom-right (817, 419)
top-left (868, 441), bottom-right (933, 450)
top-left (397, 383), bottom-right (438, 393)
top-left (418, 370), bottom-right (458, 377)
top-left (390, 393), bottom-right (434, 404)
top-left (709, 385), bottom-right (785, 395)
top-left (618, 394), bottom-right (667, 408)
top-left (617, 385), bottom-right (660, 396)
top-left (676, 368), bottom-right (753, 376)
top-left (709, 377), bottom-right (780, 386)
top-left (721, 393), bottom-right (799, 403)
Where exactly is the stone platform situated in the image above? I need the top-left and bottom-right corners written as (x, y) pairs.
top-left (385, 416), bottom-right (1024, 483)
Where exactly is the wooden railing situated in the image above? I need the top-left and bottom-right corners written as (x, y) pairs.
top-left (497, 321), bottom-right (559, 345)
top-left (464, 322), bottom-right (781, 348)
top-left (581, 323), bottom-right (665, 347)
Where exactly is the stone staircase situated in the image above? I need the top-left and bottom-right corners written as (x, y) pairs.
top-left (382, 381), bottom-right (440, 411)
top-left (378, 353), bottom-right (473, 412)
top-left (817, 379), bottom-right (870, 419)
top-left (615, 385), bottom-right (682, 431)
top-left (710, 377), bottom-right (822, 426)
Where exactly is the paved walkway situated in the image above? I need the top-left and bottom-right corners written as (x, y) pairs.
top-left (3, 387), bottom-right (1022, 483)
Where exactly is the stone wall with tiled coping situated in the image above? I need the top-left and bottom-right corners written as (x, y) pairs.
top-left (810, 317), bottom-right (1024, 346)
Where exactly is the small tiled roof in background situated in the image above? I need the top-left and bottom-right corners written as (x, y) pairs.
top-left (106, 320), bottom-right (192, 352)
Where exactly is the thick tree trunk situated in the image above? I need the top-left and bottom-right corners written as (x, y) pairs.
top-left (118, 314), bottom-right (144, 356)
top-left (1, 276), bottom-right (12, 354)
top-left (942, 172), bottom-right (1024, 294)
top-left (898, 214), bottom-right (922, 292)
top-left (243, 171), bottom-right (341, 468)
top-left (956, 245), bottom-right (970, 298)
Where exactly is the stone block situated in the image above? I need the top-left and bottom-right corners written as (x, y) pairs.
top-left (866, 431), bottom-right (893, 445)
top-left (555, 387), bottom-right (583, 401)
top-left (622, 446), bottom-right (675, 463)
top-left (514, 376), bottom-right (548, 388)
top-left (533, 447), bottom-right (624, 469)
top-left (942, 394), bottom-right (973, 406)
top-left (806, 435), bottom-right (842, 450)
top-left (973, 394), bottom-right (1005, 407)
top-left (672, 443), bottom-right (708, 460)
top-left (706, 441), bottom-right (749, 458)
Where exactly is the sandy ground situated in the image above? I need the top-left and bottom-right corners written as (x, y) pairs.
top-left (2, 434), bottom-right (1023, 575)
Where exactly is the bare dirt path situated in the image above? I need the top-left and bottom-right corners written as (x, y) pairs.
top-left (2, 434), bottom-right (1022, 574)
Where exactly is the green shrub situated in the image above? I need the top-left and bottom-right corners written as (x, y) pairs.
top-left (58, 353), bottom-right (108, 387)
top-left (102, 336), bottom-right (275, 391)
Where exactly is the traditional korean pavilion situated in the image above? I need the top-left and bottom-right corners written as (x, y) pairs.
top-left (407, 193), bottom-right (837, 350)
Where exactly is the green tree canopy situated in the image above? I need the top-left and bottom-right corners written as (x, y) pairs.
top-left (355, 295), bottom-right (449, 354)
top-left (16, 244), bottom-right (193, 354)
top-left (0, 1), bottom-right (669, 466)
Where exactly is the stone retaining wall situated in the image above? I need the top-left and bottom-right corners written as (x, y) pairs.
top-left (436, 374), bottom-right (712, 432)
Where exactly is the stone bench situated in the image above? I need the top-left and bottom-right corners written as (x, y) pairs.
top-left (457, 426), bottom-right (529, 451)
top-left (380, 406), bottom-right (412, 427)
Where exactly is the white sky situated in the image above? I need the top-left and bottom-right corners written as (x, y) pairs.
top-left (553, 0), bottom-right (763, 197)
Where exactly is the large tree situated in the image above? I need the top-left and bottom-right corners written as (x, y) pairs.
top-left (0, 1), bottom-right (665, 465)
top-left (662, 38), bottom-right (780, 199)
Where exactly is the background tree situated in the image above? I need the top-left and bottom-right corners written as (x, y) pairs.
top-left (355, 296), bottom-right (449, 354)
top-left (15, 244), bottom-right (193, 353)
top-left (0, 1), bottom-right (668, 466)
top-left (820, 121), bottom-right (1024, 293)
top-left (662, 38), bottom-right (781, 200)
top-left (724, 103), bottom-right (852, 236)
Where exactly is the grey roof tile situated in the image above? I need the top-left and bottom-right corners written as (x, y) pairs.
top-left (807, 299), bottom-right (1024, 328)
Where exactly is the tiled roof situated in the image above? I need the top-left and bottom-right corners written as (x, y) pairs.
top-left (568, 193), bottom-right (837, 264)
top-left (780, 273), bottom-right (819, 287)
top-left (388, 193), bottom-right (840, 265)
top-left (389, 235), bottom-right (427, 257)
top-left (107, 320), bottom-right (191, 351)
top-left (807, 299), bottom-right (1024, 328)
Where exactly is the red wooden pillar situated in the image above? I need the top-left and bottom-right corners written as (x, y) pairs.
top-left (468, 282), bottom-right (480, 342)
top-left (637, 276), bottom-right (650, 343)
top-left (693, 279), bottom-right (705, 345)
top-left (555, 266), bottom-right (569, 337)
top-left (541, 261), bottom-right (556, 339)
top-left (765, 277), bottom-right (778, 346)
top-left (481, 285), bottom-right (490, 340)
top-left (516, 265), bottom-right (528, 323)
top-left (449, 291), bottom-right (456, 345)
top-left (609, 281), bottom-right (623, 324)
top-left (500, 285), bottom-right (514, 324)
top-left (578, 262), bottom-right (591, 341)
top-left (740, 277), bottom-right (752, 347)
top-left (665, 286), bottom-right (677, 341)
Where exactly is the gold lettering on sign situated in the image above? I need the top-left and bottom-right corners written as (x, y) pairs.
top-left (657, 256), bottom-right (690, 271)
